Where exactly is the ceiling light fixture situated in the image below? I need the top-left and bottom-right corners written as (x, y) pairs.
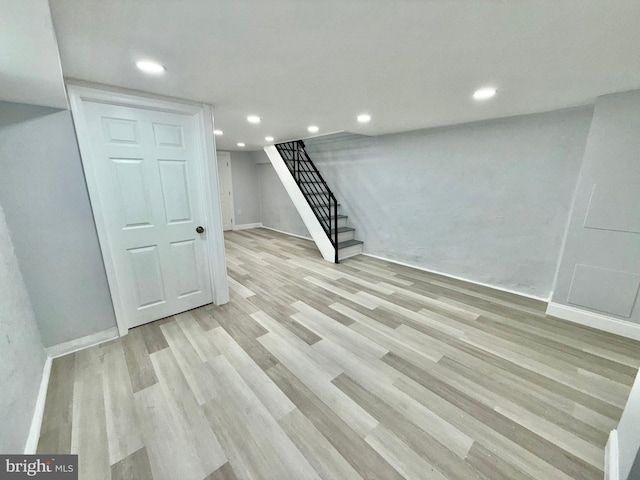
top-left (265, 136), bottom-right (274, 142)
top-left (247, 115), bottom-right (261, 124)
top-left (213, 130), bottom-right (223, 135)
top-left (357, 114), bottom-right (371, 123)
top-left (136, 60), bottom-right (166, 74)
top-left (237, 142), bottom-right (245, 147)
top-left (473, 87), bottom-right (497, 101)
top-left (307, 125), bottom-right (319, 133)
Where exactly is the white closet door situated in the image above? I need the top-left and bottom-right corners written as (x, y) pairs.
top-left (83, 101), bottom-right (213, 328)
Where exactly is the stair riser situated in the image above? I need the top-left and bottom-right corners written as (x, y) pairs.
top-left (338, 243), bottom-right (363, 260)
top-left (337, 230), bottom-right (355, 243)
top-left (309, 203), bottom-right (341, 215)
top-left (319, 216), bottom-right (347, 228)
top-left (304, 195), bottom-right (328, 204)
top-left (328, 230), bottom-right (355, 243)
top-left (309, 204), bottom-right (341, 214)
top-left (316, 216), bottom-right (347, 229)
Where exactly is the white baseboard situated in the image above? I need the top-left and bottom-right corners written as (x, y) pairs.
top-left (24, 356), bottom-right (52, 454)
top-left (45, 327), bottom-right (119, 359)
top-left (26, 327), bottom-right (121, 452)
top-left (605, 429), bottom-right (619, 480)
top-left (233, 222), bottom-right (262, 231)
top-left (361, 253), bottom-right (548, 302)
top-left (546, 303), bottom-right (640, 341)
top-left (260, 225), bottom-right (313, 241)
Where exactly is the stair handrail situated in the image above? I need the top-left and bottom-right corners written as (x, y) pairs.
top-left (275, 140), bottom-right (339, 263)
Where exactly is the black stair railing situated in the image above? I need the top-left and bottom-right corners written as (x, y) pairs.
top-left (275, 140), bottom-right (339, 263)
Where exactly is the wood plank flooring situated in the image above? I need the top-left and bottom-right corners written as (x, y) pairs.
top-left (37, 228), bottom-right (640, 480)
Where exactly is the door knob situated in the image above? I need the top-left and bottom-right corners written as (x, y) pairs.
top-left (196, 226), bottom-right (205, 234)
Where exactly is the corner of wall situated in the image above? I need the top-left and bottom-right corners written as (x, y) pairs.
top-left (548, 109), bottom-right (595, 303)
top-left (0, 201), bottom-right (48, 453)
top-left (23, 356), bottom-right (53, 454)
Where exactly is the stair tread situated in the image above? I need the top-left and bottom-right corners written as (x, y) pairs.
top-left (337, 239), bottom-right (363, 249)
top-left (332, 226), bottom-right (355, 233)
top-left (319, 214), bottom-right (347, 220)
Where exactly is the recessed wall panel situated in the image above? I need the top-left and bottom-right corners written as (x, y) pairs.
top-left (103, 117), bottom-right (139, 144)
top-left (111, 159), bottom-right (153, 229)
top-left (568, 264), bottom-right (640, 317)
top-left (585, 184), bottom-right (640, 234)
top-left (158, 160), bottom-right (192, 224)
top-left (170, 239), bottom-right (201, 297)
top-left (153, 123), bottom-right (183, 147)
top-left (128, 245), bottom-right (166, 309)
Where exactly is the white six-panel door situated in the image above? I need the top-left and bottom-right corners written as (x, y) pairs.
top-left (81, 101), bottom-right (214, 329)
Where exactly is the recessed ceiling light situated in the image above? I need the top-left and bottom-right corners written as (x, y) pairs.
top-left (237, 142), bottom-right (245, 147)
top-left (247, 115), bottom-right (261, 124)
top-left (357, 114), bottom-right (371, 123)
top-left (307, 125), bottom-right (319, 133)
top-left (213, 130), bottom-right (223, 135)
top-left (473, 87), bottom-right (497, 101)
top-left (265, 136), bottom-right (274, 142)
top-left (136, 60), bottom-right (166, 74)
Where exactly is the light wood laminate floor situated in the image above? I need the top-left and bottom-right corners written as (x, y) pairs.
top-left (38, 228), bottom-right (640, 480)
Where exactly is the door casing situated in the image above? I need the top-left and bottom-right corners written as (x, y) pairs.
top-left (68, 83), bottom-right (229, 336)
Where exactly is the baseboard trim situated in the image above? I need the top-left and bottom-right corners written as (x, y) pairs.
top-left (546, 303), bottom-right (640, 341)
top-left (361, 253), bottom-right (548, 302)
top-left (260, 225), bottom-right (313, 241)
top-left (233, 222), bottom-right (263, 231)
top-left (45, 327), bottom-right (119, 359)
top-left (605, 429), bottom-right (619, 480)
top-left (24, 356), bottom-right (52, 454)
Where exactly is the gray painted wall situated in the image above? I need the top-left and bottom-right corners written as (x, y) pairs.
top-left (227, 151), bottom-right (261, 226)
top-left (549, 91), bottom-right (640, 480)
top-left (257, 162), bottom-right (310, 238)
top-left (0, 102), bottom-right (116, 347)
top-left (303, 107), bottom-right (593, 299)
top-left (551, 91), bottom-right (640, 327)
top-left (253, 150), bottom-right (270, 164)
top-left (0, 201), bottom-right (46, 453)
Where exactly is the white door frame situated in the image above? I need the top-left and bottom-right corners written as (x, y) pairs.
top-left (67, 84), bottom-right (229, 337)
top-left (216, 151), bottom-right (235, 230)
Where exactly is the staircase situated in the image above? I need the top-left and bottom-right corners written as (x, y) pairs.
top-left (264, 140), bottom-right (363, 263)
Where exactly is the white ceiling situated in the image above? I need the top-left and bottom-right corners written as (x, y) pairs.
top-left (49, 0), bottom-right (640, 151)
top-left (0, 0), bottom-right (67, 109)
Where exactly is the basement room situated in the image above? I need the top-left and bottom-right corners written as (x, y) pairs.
top-left (1, 1), bottom-right (639, 479)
